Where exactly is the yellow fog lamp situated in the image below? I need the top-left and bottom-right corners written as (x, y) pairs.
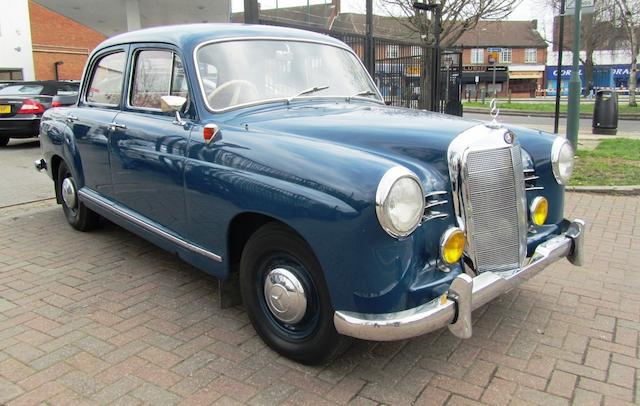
top-left (530, 196), bottom-right (548, 226)
top-left (440, 228), bottom-right (465, 265)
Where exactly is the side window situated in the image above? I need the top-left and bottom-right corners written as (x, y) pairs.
top-left (130, 50), bottom-right (189, 110)
top-left (86, 52), bottom-right (126, 106)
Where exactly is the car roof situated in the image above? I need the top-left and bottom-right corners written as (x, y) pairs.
top-left (96, 23), bottom-right (348, 52)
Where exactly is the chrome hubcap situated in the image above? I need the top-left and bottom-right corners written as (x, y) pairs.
top-left (264, 267), bottom-right (307, 324)
top-left (61, 177), bottom-right (77, 209)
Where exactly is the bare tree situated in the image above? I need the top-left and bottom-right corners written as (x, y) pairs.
top-left (379, 0), bottom-right (519, 47)
top-left (614, 0), bottom-right (639, 106)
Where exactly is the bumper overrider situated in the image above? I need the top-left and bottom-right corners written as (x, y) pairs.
top-left (334, 219), bottom-right (585, 341)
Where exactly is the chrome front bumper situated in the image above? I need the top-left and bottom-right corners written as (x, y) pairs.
top-left (334, 219), bottom-right (585, 341)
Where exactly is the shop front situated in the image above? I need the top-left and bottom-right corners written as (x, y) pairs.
top-left (508, 65), bottom-right (545, 97)
top-left (545, 64), bottom-right (640, 96)
top-left (462, 65), bottom-right (508, 98)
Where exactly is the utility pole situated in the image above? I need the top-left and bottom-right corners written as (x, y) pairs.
top-left (554, 0), bottom-right (566, 134)
top-left (566, 0), bottom-right (582, 150)
top-left (244, 0), bottom-right (259, 24)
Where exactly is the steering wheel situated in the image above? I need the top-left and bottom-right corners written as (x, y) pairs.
top-left (207, 80), bottom-right (259, 108)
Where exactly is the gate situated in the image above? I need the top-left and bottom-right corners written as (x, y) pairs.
top-left (257, 17), bottom-right (462, 115)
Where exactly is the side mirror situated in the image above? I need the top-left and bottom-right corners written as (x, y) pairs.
top-left (160, 95), bottom-right (187, 126)
top-left (160, 95), bottom-right (187, 113)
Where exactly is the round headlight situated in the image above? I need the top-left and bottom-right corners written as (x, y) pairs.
top-left (530, 196), bottom-right (548, 226)
top-left (375, 167), bottom-right (425, 238)
top-left (551, 138), bottom-right (574, 185)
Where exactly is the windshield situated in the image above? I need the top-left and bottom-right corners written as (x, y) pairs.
top-left (0, 85), bottom-right (44, 95)
top-left (196, 40), bottom-right (381, 111)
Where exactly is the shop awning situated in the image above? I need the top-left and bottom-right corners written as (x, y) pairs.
top-left (462, 71), bottom-right (508, 84)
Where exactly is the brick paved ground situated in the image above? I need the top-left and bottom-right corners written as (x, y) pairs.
top-left (0, 193), bottom-right (638, 405)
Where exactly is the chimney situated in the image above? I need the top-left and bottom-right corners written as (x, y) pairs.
top-left (532, 19), bottom-right (538, 29)
top-left (332, 0), bottom-right (340, 14)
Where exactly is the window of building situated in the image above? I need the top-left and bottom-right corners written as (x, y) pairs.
top-left (500, 48), bottom-right (512, 63)
top-left (387, 45), bottom-right (399, 58)
top-left (471, 48), bottom-right (484, 64)
top-left (0, 69), bottom-right (24, 80)
top-left (525, 48), bottom-right (537, 63)
top-left (86, 52), bottom-right (126, 106)
top-left (130, 50), bottom-right (188, 110)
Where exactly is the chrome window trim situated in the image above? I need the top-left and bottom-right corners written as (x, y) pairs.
top-left (447, 124), bottom-right (528, 273)
top-left (192, 36), bottom-right (384, 113)
top-left (78, 188), bottom-right (222, 262)
top-left (82, 50), bottom-right (127, 108)
top-left (375, 166), bottom-right (425, 239)
top-left (127, 48), bottom-right (174, 113)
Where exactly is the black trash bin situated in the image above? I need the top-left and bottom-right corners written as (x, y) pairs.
top-left (592, 90), bottom-right (618, 135)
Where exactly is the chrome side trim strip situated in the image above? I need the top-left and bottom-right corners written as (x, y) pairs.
top-left (525, 186), bottom-right (544, 191)
top-left (78, 189), bottom-right (222, 262)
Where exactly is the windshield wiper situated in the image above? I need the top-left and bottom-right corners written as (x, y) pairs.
top-left (346, 90), bottom-right (377, 101)
top-left (286, 85), bottom-right (329, 104)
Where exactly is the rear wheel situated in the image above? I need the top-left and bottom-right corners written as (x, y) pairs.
top-left (57, 161), bottom-right (100, 231)
top-left (239, 223), bottom-right (350, 364)
top-left (0, 137), bottom-right (9, 147)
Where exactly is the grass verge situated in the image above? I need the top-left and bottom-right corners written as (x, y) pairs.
top-left (570, 138), bottom-right (640, 186)
top-left (465, 101), bottom-right (640, 116)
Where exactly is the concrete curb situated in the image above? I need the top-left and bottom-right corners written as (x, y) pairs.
top-left (464, 107), bottom-right (640, 121)
top-left (566, 185), bottom-right (640, 195)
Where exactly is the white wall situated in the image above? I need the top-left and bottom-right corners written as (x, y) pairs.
top-left (0, 0), bottom-right (34, 80)
top-left (548, 50), bottom-right (639, 66)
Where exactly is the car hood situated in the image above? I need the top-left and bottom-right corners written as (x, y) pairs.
top-left (226, 102), bottom-right (480, 178)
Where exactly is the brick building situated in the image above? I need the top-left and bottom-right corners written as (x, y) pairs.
top-left (456, 21), bottom-right (547, 98)
top-left (28, 1), bottom-right (106, 80)
top-left (0, 0), bottom-right (105, 81)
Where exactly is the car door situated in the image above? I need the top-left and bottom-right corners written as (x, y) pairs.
top-left (70, 46), bottom-right (129, 196)
top-left (109, 46), bottom-right (193, 233)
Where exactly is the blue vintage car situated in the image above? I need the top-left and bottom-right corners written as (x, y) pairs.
top-left (37, 24), bottom-right (584, 364)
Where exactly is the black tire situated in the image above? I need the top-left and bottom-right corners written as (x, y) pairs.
top-left (57, 161), bottom-right (100, 231)
top-left (239, 222), bottom-right (350, 364)
top-left (0, 137), bottom-right (9, 147)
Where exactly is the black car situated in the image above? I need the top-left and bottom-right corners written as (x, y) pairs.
top-left (0, 81), bottom-right (79, 146)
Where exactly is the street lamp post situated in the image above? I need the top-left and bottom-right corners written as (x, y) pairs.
top-left (566, 0), bottom-right (582, 150)
top-left (413, 1), bottom-right (442, 112)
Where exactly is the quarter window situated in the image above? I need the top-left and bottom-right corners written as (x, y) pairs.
top-left (86, 52), bottom-right (126, 106)
top-left (130, 50), bottom-right (188, 110)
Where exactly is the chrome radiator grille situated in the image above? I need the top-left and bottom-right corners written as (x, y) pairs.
top-left (464, 145), bottom-right (526, 273)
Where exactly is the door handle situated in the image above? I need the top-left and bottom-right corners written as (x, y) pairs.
top-left (66, 114), bottom-right (78, 123)
top-left (109, 122), bottom-right (127, 130)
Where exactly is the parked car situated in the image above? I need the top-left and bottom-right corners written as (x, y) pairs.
top-left (37, 24), bottom-right (585, 364)
top-left (0, 80), bottom-right (79, 146)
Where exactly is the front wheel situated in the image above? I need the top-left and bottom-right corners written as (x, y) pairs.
top-left (239, 223), bottom-right (350, 364)
top-left (57, 161), bottom-right (100, 231)
top-left (0, 137), bottom-right (9, 147)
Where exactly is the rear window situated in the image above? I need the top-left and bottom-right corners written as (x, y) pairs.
top-left (57, 83), bottom-right (79, 95)
top-left (0, 85), bottom-right (44, 95)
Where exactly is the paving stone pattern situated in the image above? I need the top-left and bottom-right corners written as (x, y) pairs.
top-left (0, 193), bottom-right (638, 405)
